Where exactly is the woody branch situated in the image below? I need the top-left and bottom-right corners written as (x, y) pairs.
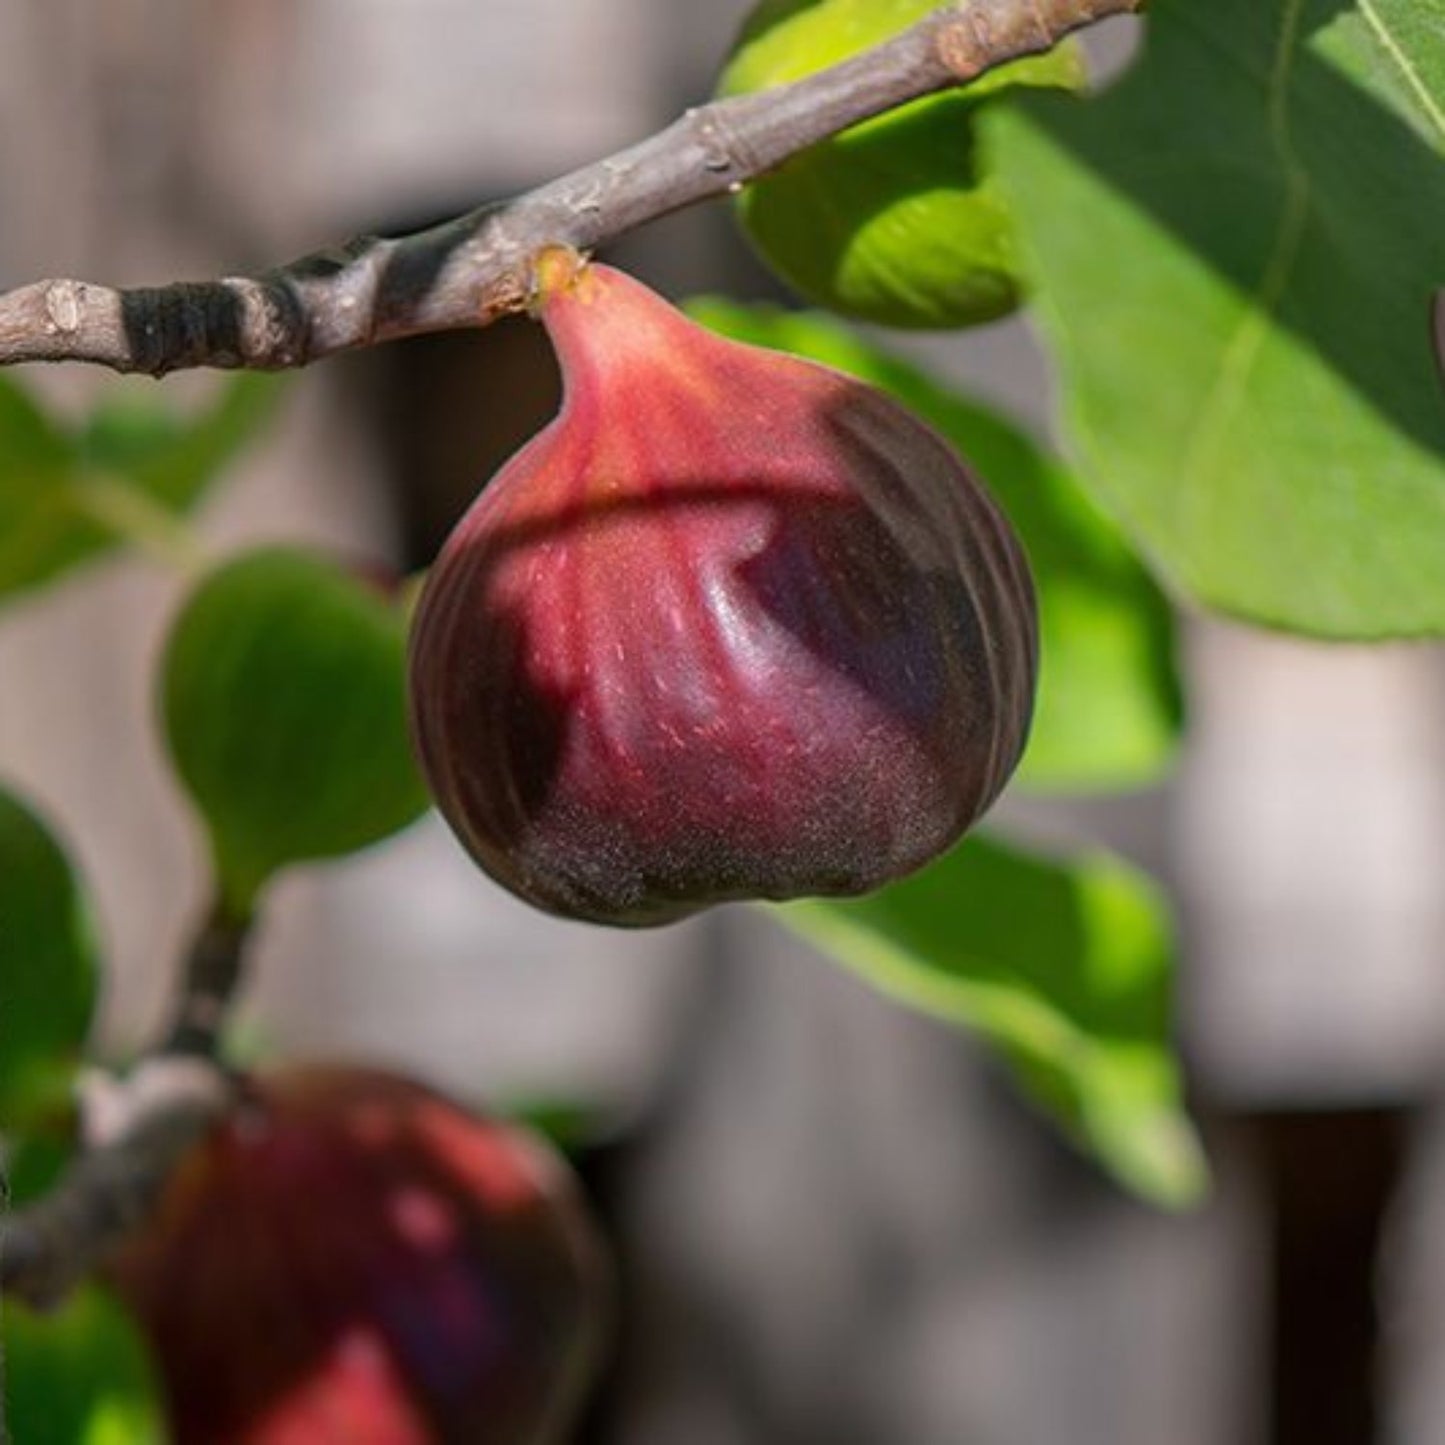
top-left (0, 0), bottom-right (1139, 377)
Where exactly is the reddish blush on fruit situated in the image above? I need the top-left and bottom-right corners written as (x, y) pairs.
top-left (408, 250), bottom-right (1037, 925)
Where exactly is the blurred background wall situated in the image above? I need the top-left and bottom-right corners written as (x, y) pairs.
top-left (0, 5), bottom-right (1443, 1442)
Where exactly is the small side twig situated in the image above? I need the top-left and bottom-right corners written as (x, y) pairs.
top-left (162, 903), bottom-right (254, 1057)
top-left (0, 1061), bottom-right (228, 1309)
top-left (0, 0), bottom-right (1141, 377)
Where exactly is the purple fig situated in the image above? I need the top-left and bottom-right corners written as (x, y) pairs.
top-left (408, 251), bottom-right (1037, 926)
top-left (109, 1067), bottom-right (609, 1445)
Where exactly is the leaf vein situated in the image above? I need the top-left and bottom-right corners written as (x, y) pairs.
top-left (1177, 0), bottom-right (1312, 518)
top-left (1357, 0), bottom-right (1445, 144)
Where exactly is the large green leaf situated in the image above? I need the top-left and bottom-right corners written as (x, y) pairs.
top-left (777, 835), bottom-right (1204, 1206)
top-left (0, 786), bottom-right (98, 1122)
top-left (686, 298), bottom-right (1183, 791)
top-left (3, 1286), bottom-right (168, 1445)
top-left (990, 0), bottom-right (1445, 637)
top-left (0, 375), bottom-right (279, 608)
top-left (161, 547), bottom-right (429, 918)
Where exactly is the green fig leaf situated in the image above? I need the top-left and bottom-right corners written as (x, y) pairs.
top-left (989, 0), bottom-right (1445, 637)
top-left (79, 373), bottom-right (281, 514)
top-left (0, 785), bottom-right (99, 1123)
top-left (161, 547), bottom-right (430, 918)
top-left (3, 1286), bottom-right (168, 1445)
top-left (4, 1129), bottom-right (75, 1206)
top-left (0, 376), bottom-right (106, 603)
top-left (0, 374), bottom-right (280, 609)
top-left (686, 298), bottom-right (1183, 792)
top-left (718, 0), bottom-right (1084, 329)
top-left (777, 835), bottom-right (1205, 1208)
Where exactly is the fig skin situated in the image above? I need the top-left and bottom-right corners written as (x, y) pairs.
top-left (108, 1067), bottom-right (609, 1445)
top-left (408, 255), bottom-right (1037, 927)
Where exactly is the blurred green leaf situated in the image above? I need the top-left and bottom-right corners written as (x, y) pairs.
top-left (718, 0), bottom-right (1083, 328)
top-left (0, 376), bottom-right (110, 601)
top-left (161, 547), bottom-right (430, 918)
top-left (79, 373), bottom-right (281, 513)
top-left (0, 374), bottom-right (279, 609)
top-left (777, 835), bottom-right (1205, 1207)
top-left (494, 1098), bottom-right (615, 1155)
top-left (686, 298), bottom-right (1183, 791)
top-left (3, 1129), bottom-right (75, 1206)
top-left (989, 0), bottom-right (1445, 636)
top-left (4, 1285), bottom-right (168, 1445)
top-left (0, 785), bottom-right (98, 1123)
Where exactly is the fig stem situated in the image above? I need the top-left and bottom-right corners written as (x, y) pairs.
top-left (0, 0), bottom-right (1142, 376)
top-left (529, 245), bottom-right (591, 311)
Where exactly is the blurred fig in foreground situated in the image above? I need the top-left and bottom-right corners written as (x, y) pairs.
top-left (409, 252), bottom-right (1037, 926)
top-left (110, 1067), bottom-right (609, 1445)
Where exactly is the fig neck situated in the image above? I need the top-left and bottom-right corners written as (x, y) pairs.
top-left (536, 259), bottom-right (698, 392)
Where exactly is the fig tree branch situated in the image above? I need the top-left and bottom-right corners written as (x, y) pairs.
top-left (0, 1062), bottom-right (228, 1308)
top-left (0, 0), bottom-right (1140, 377)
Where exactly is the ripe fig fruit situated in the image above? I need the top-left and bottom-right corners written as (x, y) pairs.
top-left (408, 252), bottom-right (1037, 927)
top-left (109, 1067), bottom-right (609, 1445)
top-left (718, 0), bottom-right (1083, 329)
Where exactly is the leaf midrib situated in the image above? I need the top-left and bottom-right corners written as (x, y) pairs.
top-left (1357, 0), bottom-right (1445, 143)
top-left (1176, 0), bottom-right (1313, 550)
